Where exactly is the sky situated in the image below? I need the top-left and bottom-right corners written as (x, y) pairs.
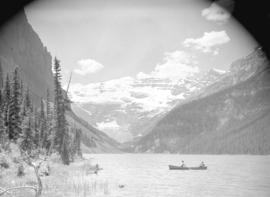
top-left (24, 0), bottom-right (260, 140)
top-left (25, 0), bottom-right (258, 87)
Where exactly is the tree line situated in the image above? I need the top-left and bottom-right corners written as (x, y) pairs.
top-left (0, 57), bottom-right (82, 165)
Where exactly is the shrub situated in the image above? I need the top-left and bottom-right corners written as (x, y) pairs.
top-left (12, 156), bottom-right (21, 164)
top-left (0, 155), bottom-right (9, 169)
top-left (17, 163), bottom-right (25, 177)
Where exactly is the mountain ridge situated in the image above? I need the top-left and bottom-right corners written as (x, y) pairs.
top-left (0, 10), bottom-right (120, 153)
top-left (133, 47), bottom-right (270, 154)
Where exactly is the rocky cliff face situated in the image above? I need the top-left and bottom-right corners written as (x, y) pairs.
top-left (134, 48), bottom-right (270, 154)
top-left (0, 11), bottom-right (53, 100)
top-left (0, 10), bottom-right (120, 153)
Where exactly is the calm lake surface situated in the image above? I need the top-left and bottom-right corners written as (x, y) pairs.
top-left (85, 154), bottom-right (270, 197)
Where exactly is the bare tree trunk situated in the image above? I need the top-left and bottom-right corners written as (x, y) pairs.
top-left (33, 164), bottom-right (42, 197)
top-left (21, 151), bottom-right (47, 197)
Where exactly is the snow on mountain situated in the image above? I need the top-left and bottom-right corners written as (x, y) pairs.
top-left (133, 47), bottom-right (270, 154)
top-left (69, 66), bottom-right (227, 142)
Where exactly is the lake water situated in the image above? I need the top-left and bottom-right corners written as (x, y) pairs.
top-left (85, 154), bottom-right (270, 197)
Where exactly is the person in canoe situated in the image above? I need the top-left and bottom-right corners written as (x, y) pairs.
top-left (180, 160), bottom-right (186, 168)
top-left (199, 161), bottom-right (205, 168)
top-left (94, 164), bottom-right (100, 174)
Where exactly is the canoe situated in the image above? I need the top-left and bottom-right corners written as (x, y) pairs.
top-left (169, 165), bottom-right (207, 170)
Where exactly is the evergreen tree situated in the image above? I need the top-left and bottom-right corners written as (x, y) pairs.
top-left (39, 98), bottom-right (46, 149)
top-left (20, 79), bottom-right (24, 99)
top-left (68, 127), bottom-right (82, 160)
top-left (3, 74), bottom-right (11, 102)
top-left (0, 92), bottom-right (7, 149)
top-left (3, 74), bottom-right (10, 131)
top-left (0, 63), bottom-right (3, 89)
top-left (0, 112), bottom-right (6, 149)
top-left (22, 87), bottom-right (32, 116)
top-left (67, 129), bottom-right (75, 162)
top-left (8, 68), bottom-right (22, 141)
top-left (0, 89), bottom-right (2, 108)
top-left (20, 86), bottom-right (35, 155)
top-left (46, 89), bottom-right (51, 120)
top-left (0, 74), bottom-right (7, 149)
top-left (45, 89), bottom-right (53, 153)
top-left (74, 128), bottom-right (82, 158)
top-left (20, 109), bottom-right (34, 154)
top-left (0, 63), bottom-right (3, 118)
top-left (53, 57), bottom-right (70, 165)
top-left (0, 74), bottom-right (11, 150)
top-left (33, 107), bottom-right (40, 149)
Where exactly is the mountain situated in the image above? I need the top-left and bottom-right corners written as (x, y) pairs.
top-left (71, 66), bottom-right (228, 143)
top-left (0, 11), bottom-right (120, 153)
top-left (134, 47), bottom-right (270, 154)
top-left (0, 12), bottom-right (53, 101)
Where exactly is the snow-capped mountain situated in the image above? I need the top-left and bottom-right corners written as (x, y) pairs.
top-left (134, 47), bottom-right (270, 154)
top-left (70, 66), bottom-right (227, 143)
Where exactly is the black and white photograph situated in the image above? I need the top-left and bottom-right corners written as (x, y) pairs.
top-left (0, 0), bottom-right (270, 196)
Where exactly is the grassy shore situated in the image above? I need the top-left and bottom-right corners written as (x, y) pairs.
top-left (0, 152), bottom-right (110, 197)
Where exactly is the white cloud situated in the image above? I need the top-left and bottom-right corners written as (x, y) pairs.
top-left (201, 2), bottom-right (231, 23)
top-left (69, 77), bottom-right (134, 105)
top-left (69, 76), bottom-right (186, 114)
top-left (183, 31), bottom-right (230, 54)
top-left (137, 51), bottom-right (199, 81)
top-left (69, 51), bottom-right (198, 113)
top-left (74, 58), bottom-right (104, 75)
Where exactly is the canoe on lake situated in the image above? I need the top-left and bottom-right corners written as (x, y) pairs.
top-left (169, 165), bottom-right (207, 170)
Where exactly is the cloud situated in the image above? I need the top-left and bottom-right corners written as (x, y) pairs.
top-left (201, 2), bottom-right (231, 23)
top-left (74, 58), bottom-right (104, 75)
top-left (183, 31), bottom-right (230, 54)
top-left (137, 51), bottom-right (199, 81)
top-left (69, 76), bottom-right (186, 114)
top-left (69, 51), bottom-right (198, 113)
top-left (68, 77), bottom-right (134, 105)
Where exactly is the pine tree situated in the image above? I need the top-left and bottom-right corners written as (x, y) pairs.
top-left (0, 90), bottom-right (7, 149)
top-left (0, 63), bottom-right (3, 89)
top-left (33, 107), bottom-right (40, 149)
top-left (22, 87), bottom-right (32, 116)
top-left (20, 86), bottom-right (36, 155)
top-left (0, 74), bottom-right (10, 150)
top-left (39, 98), bottom-right (46, 149)
top-left (20, 79), bottom-right (24, 99)
top-left (53, 57), bottom-right (70, 165)
top-left (46, 89), bottom-right (51, 120)
top-left (74, 128), bottom-right (82, 158)
top-left (0, 111), bottom-right (6, 149)
top-left (67, 129), bottom-right (75, 162)
top-left (45, 89), bottom-right (53, 153)
top-left (20, 109), bottom-right (34, 154)
top-left (0, 89), bottom-right (2, 108)
top-left (3, 74), bottom-right (11, 101)
top-left (0, 74), bottom-right (7, 149)
top-left (8, 68), bottom-right (22, 141)
top-left (3, 74), bottom-right (10, 131)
